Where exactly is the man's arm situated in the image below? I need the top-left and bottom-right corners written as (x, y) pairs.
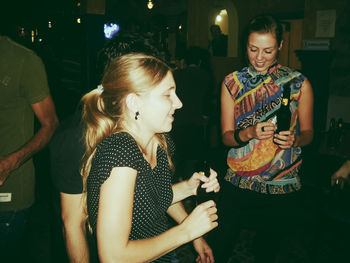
top-left (61, 193), bottom-right (90, 263)
top-left (0, 95), bottom-right (58, 185)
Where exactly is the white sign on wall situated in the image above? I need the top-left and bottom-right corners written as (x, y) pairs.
top-left (315, 9), bottom-right (336, 38)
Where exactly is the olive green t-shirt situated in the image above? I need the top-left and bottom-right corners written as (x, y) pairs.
top-left (0, 36), bottom-right (50, 211)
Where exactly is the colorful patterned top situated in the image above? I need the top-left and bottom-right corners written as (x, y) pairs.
top-left (224, 63), bottom-right (306, 194)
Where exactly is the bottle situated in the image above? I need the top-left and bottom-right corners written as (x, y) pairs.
top-left (275, 82), bottom-right (292, 134)
top-left (196, 160), bottom-right (215, 205)
top-left (330, 177), bottom-right (346, 209)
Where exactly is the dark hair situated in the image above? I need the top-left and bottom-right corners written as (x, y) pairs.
top-left (244, 15), bottom-right (283, 48)
top-left (184, 46), bottom-right (203, 66)
top-left (95, 31), bottom-right (165, 83)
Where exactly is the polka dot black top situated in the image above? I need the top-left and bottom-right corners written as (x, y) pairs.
top-left (87, 132), bottom-right (175, 262)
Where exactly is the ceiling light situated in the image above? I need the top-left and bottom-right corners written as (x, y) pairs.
top-left (147, 0), bottom-right (154, 9)
top-left (216, 15), bottom-right (222, 22)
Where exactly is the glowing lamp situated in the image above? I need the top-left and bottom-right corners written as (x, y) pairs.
top-left (147, 0), bottom-right (154, 9)
top-left (104, 23), bottom-right (120, 39)
top-left (216, 15), bottom-right (222, 22)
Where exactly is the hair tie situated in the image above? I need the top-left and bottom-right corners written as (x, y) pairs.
top-left (97, 84), bottom-right (104, 94)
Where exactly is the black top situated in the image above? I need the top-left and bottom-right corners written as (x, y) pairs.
top-left (87, 132), bottom-right (175, 262)
top-left (50, 109), bottom-right (85, 194)
top-left (172, 66), bottom-right (213, 162)
top-left (172, 66), bottom-right (212, 127)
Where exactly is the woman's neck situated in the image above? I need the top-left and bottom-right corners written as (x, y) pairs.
top-left (122, 121), bottom-right (157, 158)
top-left (129, 129), bottom-right (158, 168)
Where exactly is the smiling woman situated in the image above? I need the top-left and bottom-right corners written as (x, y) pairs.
top-left (207, 14), bottom-right (314, 263)
top-left (247, 32), bottom-right (282, 75)
top-left (80, 53), bottom-right (220, 263)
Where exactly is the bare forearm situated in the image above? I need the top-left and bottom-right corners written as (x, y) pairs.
top-left (293, 130), bottom-right (313, 147)
top-left (167, 202), bottom-right (188, 224)
top-left (63, 225), bottom-right (90, 263)
top-left (0, 122), bottom-right (58, 185)
top-left (61, 193), bottom-right (88, 263)
top-left (168, 203), bottom-right (215, 263)
top-left (8, 122), bottom-right (58, 170)
top-left (171, 180), bottom-right (195, 204)
top-left (100, 224), bottom-right (189, 263)
top-left (222, 130), bottom-right (238, 146)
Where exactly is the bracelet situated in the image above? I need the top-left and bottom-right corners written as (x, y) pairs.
top-left (234, 129), bottom-right (248, 147)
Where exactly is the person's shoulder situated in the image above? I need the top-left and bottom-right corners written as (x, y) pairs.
top-left (51, 112), bottom-right (83, 143)
top-left (95, 132), bottom-right (143, 170)
top-left (224, 67), bottom-right (246, 84)
top-left (98, 132), bottom-right (138, 154)
top-left (277, 65), bottom-right (305, 82)
top-left (273, 65), bottom-right (306, 94)
top-left (224, 72), bottom-right (235, 82)
top-left (226, 66), bottom-right (248, 78)
top-left (50, 114), bottom-right (84, 158)
top-left (6, 38), bottom-right (45, 72)
top-left (274, 64), bottom-right (303, 76)
top-left (5, 37), bottom-right (39, 58)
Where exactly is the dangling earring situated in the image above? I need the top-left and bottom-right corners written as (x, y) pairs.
top-left (135, 111), bottom-right (140, 120)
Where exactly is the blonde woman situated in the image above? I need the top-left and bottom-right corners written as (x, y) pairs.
top-left (81, 53), bottom-right (219, 263)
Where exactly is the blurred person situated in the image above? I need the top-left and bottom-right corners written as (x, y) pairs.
top-left (208, 15), bottom-right (314, 262)
top-left (209, 25), bottom-right (228, 57)
top-left (0, 30), bottom-right (59, 261)
top-left (81, 53), bottom-right (220, 263)
top-left (50, 108), bottom-right (91, 263)
top-left (171, 46), bottom-right (214, 180)
top-left (95, 28), bottom-right (167, 83)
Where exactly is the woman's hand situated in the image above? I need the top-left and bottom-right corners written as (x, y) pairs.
top-left (188, 169), bottom-right (220, 196)
top-left (274, 130), bottom-right (295, 149)
top-left (180, 200), bottom-right (218, 241)
top-left (193, 237), bottom-right (214, 263)
top-left (250, 122), bottom-right (276, 140)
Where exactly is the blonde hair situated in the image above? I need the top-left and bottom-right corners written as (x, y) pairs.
top-left (81, 54), bottom-right (173, 223)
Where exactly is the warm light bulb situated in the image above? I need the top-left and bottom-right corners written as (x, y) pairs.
top-left (147, 0), bottom-right (154, 9)
top-left (216, 15), bottom-right (222, 22)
